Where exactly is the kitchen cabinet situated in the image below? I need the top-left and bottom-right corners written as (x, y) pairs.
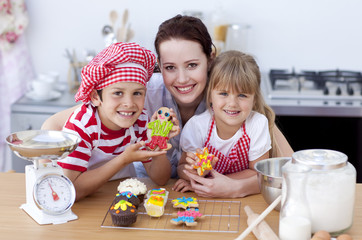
top-left (10, 90), bottom-right (77, 172)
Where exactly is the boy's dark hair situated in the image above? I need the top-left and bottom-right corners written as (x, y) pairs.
top-left (96, 90), bottom-right (103, 101)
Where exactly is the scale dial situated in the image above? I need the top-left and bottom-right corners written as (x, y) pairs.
top-left (33, 174), bottom-right (76, 215)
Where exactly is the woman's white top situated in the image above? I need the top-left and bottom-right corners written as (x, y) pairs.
top-left (134, 73), bottom-right (207, 177)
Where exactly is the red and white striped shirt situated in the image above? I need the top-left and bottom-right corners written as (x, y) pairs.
top-left (58, 104), bottom-right (149, 174)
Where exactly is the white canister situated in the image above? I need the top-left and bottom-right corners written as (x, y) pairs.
top-left (292, 149), bottom-right (356, 236)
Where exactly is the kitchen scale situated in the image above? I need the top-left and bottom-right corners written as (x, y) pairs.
top-left (6, 130), bottom-right (81, 225)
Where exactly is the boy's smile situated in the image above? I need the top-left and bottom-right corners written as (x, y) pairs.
top-left (91, 82), bottom-right (146, 131)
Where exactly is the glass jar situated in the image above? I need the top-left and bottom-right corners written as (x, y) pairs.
top-left (279, 161), bottom-right (312, 240)
top-left (292, 149), bottom-right (356, 236)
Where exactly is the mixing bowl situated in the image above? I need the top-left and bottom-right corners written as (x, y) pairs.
top-left (254, 157), bottom-right (291, 211)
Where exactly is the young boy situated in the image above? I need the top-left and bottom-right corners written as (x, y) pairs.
top-left (58, 42), bottom-right (176, 201)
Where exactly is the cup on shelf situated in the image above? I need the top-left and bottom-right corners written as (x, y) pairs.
top-left (31, 79), bottom-right (53, 98)
top-left (46, 71), bottom-right (60, 84)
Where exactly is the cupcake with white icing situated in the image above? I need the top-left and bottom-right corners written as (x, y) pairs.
top-left (117, 178), bottom-right (147, 202)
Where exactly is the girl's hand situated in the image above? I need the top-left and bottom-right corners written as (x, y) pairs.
top-left (184, 149), bottom-right (219, 175)
top-left (121, 141), bottom-right (166, 164)
top-left (172, 178), bottom-right (195, 193)
top-left (183, 151), bottom-right (200, 175)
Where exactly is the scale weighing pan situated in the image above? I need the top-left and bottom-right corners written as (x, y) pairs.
top-left (6, 130), bottom-right (81, 225)
top-left (6, 130), bottom-right (81, 161)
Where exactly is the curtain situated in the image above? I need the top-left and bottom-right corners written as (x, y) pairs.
top-left (0, 0), bottom-right (34, 171)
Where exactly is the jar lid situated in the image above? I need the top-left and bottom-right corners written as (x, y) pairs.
top-left (292, 149), bottom-right (347, 170)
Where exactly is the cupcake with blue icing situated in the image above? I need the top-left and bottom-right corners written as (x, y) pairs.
top-left (115, 191), bottom-right (140, 208)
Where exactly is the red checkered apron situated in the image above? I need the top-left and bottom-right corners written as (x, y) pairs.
top-left (204, 118), bottom-right (250, 174)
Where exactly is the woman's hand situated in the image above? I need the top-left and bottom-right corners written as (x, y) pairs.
top-left (167, 108), bottom-right (180, 139)
top-left (183, 169), bottom-right (259, 198)
top-left (183, 169), bottom-right (235, 198)
top-left (149, 108), bottom-right (180, 140)
top-left (172, 178), bottom-right (195, 193)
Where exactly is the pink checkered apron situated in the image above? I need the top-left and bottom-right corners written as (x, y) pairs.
top-left (204, 118), bottom-right (250, 174)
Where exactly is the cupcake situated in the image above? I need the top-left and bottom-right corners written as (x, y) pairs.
top-left (146, 188), bottom-right (168, 199)
top-left (117, 178), bottom-right (147, 202)
top-left (144, 195), bottom-right (166, 217)
top-left (109, 199), bottom-right (138, 226)
top-left (144, 188), bottom-right (169, 217)
top-left (115, 191), bottom-right (140, 208)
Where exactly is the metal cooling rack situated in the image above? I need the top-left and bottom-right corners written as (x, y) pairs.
top-left (101, 199), bottom-right (241, 233)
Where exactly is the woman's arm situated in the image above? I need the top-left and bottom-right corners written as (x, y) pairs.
top-left (272, 125), bottom-right (294, 157)
top-left (173, 152), bottom-right (196, 192)
top-left (41, 104), bottom-right (80, 130)
top-left (177, 151), bottom-right (192, 180)
top-left (142, 153), bottom-right (171, 186)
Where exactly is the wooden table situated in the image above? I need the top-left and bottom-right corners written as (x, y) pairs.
top-left (1, 173), bottom-right (361, 240)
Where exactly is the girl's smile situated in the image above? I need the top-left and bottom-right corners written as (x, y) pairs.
top-left (211, 89), bottom-right (254, 139)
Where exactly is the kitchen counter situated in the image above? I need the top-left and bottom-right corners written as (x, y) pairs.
top-left (1, 173), bottom-right (362, 239)
top-left (265, 98), bottom-right (362, 117)
top-left (11, 87), bottom-right (77, 114)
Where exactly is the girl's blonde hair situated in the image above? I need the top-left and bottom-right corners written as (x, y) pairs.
top-left (206, 50), bottom-right (276, 157)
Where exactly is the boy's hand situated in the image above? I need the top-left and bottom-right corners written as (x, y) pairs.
top-left (121, 141), bottom-right (166, 164)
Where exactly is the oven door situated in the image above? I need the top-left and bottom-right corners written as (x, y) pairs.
top-left (262, 72), bottom-right (362, 183)
top-left (276, 115), bottom-right (362, 182)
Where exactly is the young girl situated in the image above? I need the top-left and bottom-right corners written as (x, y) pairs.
top-left (176, 50), bottom-right (275, 197)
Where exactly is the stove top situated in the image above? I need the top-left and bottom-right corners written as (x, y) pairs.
top-left (265, 69), bottom-right (362, 101)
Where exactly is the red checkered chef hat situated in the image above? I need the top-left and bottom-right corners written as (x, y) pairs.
top-left (75, 42), bottom-right (156, 103)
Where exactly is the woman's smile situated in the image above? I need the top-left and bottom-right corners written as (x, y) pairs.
top-left (174, 84), bottom-right (196, 94)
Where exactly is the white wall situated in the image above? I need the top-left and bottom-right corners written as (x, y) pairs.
top-left (24, 0), bottom-right (362, 84)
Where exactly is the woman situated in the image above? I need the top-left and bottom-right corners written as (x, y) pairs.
top-left (42, 15), bottom-right (293, 197)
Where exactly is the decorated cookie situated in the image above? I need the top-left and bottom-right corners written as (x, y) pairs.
top-left (194, 147), bottom-right (215, 177)
top-left (146, 107), bottom-right (174, 151)
top-left (170, 208), bottom-right (204, 227)
top-left (172, 197), bottom-right (199, 209)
